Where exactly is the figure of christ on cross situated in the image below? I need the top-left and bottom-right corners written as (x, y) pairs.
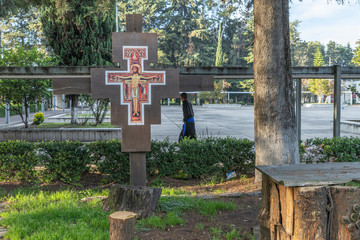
top-left (105, 46), bottom-right (165, 125)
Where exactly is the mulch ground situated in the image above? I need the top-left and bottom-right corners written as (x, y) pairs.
top-left (0, 173), bottom-right (262, 240)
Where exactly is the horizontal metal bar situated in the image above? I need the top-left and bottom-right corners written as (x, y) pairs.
top-left (1, 66), bottom-right (360, 79)
top-left (0, 75), bottom-right (91, 79)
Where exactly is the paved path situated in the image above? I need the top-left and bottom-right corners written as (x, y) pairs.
top-left (2, 104), bottom-right (360, 142)
top-left (151, 105), bottom-right (360, 141)
top-left (0, 109), bottom-right (69, 129)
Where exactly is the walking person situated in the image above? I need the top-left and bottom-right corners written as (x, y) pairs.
top-left (179, 93), bottom-right (196, 141)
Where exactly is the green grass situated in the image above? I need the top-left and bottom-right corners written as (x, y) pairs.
top-left (346, 181), bottom-right (360, 187)
top-left (0, 187), bottom-right (238, 238)
top-left (63, 114), bottom-right (110, 118)
top-left (35, 122), bottom-right (117, 128)
top-left (210, 226), bottom-right (254, 240)
top-left (137, 212), bottom-right (184, 231)
top-left (159, 196), bottom-right (235, 216)
top-left (0, 189), bottom-right (110, 240)
top-left (161, 187), bottom-right (194, 196)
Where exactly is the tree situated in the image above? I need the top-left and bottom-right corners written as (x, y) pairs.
top-left (79, 94), bottom-right (110, 125)
top-left (40, 0), bottom-right (115, 124)
top-left (352, 40), bottom-right (360, 66)
top-left (0, 7), bottom-right (45, 49)
top-left (309, 47), bottom-right (332, 103)
top-left (0, 45), bottom-right (57, 128)
top-left (325, 41), bottom-right (354, 66)
top-left (290, 20), bottom-right (308, 66)
top-left (253, 0), bottom-right (300, 182)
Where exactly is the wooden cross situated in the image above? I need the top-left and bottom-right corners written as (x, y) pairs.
top-left (91, 15), bottom-right (179, 186)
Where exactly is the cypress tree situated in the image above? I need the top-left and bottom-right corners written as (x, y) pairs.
top-left (215, 22), bottom-right (223, 67)
top-left (40, 0), bottom-right (115, 123)
top-left (40, 0), bottom-right (115, 66)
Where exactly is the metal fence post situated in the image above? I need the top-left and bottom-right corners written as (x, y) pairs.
top-left (296, 79), bottom-right (302, 140)
top-left (5, 102), bottom-right (10, 124)
top-left (333, 65), bottom-right (341, 138)
top-left (41, 97), bottom-right (45, 113)
top-left (62, 94), bottom-right (65, 112)
top-left (53, 94), bottom-right (56, 114)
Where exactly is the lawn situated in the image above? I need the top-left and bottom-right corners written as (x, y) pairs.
top-left (33, 122), bottom-right (117, 128)
top-left (0, 175), bottom-right (260, 240)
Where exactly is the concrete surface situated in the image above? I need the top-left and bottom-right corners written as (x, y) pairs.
top-left (2, 104), bottom-right (360, 142)
top-left (151, 105), bottom-right (360, 141)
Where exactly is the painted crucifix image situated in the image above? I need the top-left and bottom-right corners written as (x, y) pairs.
top-left (105, 46), bottom-right (165, 125)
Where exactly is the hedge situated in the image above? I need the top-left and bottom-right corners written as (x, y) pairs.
top-left (0, 137), bottom-right (359, 184)
top-left (0, 138), bottom-right (255, 184)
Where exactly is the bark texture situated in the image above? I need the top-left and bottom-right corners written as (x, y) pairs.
top-left (254, 0), bottom-right (299, 181)
top-left (103, 184), bottom-right (162, 218)
top-left (108, 211), bottom-right (137, 240)
top-left (69, 94), bottom-right (78, 124)
top-left (259, 178), bottom-right (360, 240)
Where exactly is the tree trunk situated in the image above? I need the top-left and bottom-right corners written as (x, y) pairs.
top-left (253, 0), bottom-right (299, 181)
top-left (69, 95), bottom-right (78, 124)
top-left (108, 211), bottom-right (137, 240)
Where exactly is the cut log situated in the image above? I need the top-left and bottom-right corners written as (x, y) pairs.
top-left (293, 186), bottom-right (328, 240)
top-left (258, 175), bottom-right (271, 239)
top-left (330, 186), bottom-right (360, 240)
top-left (103, 184), bottom-right (162, 218)
top-left (278, 185), bottom-right (294, 236)
top-left (109, 211), bottom-right (137, 240)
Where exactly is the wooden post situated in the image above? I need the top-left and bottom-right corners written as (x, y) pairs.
top-left (109, 211), bottom-right (137, 240)
top-left (130, 153), bottom-right (146, 187)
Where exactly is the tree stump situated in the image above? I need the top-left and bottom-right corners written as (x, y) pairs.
top-left (258, 179), bottom-right (360, 240)
top-left (103, 184), bottom-right (162, 218)
top-left (109, 211), bottom-right (137, 240)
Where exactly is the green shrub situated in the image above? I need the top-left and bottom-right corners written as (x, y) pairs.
top-left (38, 141), bottom-right (91, 183)
top-left (89, 140), bottom-right (129, 182)
top-left (0, 141), bottom-right (39, 182)
top-left (33, 112), bottom-right (45, 125)
top-left (301, 137), bottom-right (360, 163)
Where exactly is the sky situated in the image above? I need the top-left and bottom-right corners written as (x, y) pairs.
top-left (289, 0), bottom-right (360, 48)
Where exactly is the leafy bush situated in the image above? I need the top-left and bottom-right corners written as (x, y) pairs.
top-left (148, 137), bottom-right (255, 179)
top-left (0, 141), bottom-right (39, 182)
top-left (38, 141), bottom-right (91, 183)
top-left (89, 140), bottom-right (129, 182)
top-left (33, 112), bottom-right (45, 125)
top-left (300, 137), bottom-right (360, 163)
